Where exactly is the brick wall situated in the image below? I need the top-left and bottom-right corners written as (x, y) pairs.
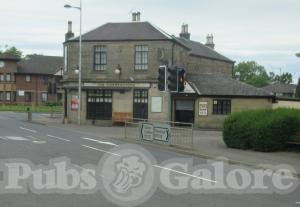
top-left (15, 74), bottom-right (58, 105)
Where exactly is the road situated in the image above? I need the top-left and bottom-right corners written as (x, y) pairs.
top-left (0, 112), bottom-right (299, 207)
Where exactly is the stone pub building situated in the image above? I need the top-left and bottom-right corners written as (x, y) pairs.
top-left (62, 14), bottom-right (273, 129)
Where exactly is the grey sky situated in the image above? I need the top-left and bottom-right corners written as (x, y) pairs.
top-left (0, 0), bottom-right (299, 82)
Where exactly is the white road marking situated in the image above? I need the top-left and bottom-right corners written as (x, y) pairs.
top-left (153, 165), bottom-right (217, 183)
top-left (46, 135), bottom-right (70, 142)
top-left (296, 202), bottom-right (300, 205)
top-left (0, 136), bottom-right (8, 140)
top-left (82, 137), bottom-right (118, 147)
top-left (81, 145), bottom-right (121, 157)
top-left (80, 145), bottom-right (215, 183)
top-left (19, 127), bottom-right (37, 133)
top-left (32, 141), bottom-right (47, 144)
top-left (5, 136), bottom-right (29, 141)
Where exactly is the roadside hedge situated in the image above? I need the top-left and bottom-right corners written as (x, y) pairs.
top-left (223, 108), bottom-right (300, 152)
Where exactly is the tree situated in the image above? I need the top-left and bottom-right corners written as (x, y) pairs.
top-left (0, 46), bottom-right (23, 58)
top-left (296, 78), bottom-right (300, 98)
top-left (273, 72), bottom-right (293, 84)
top-left (296, 53), bottom-right (300, 58)
top-left (233, 61), bottom-right (271, 87)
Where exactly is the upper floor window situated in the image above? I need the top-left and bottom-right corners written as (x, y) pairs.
top-left (213, 99), bottom-right (231, 115)
top-left (135, 45), bottom-right (148, 70)
top-left (43, 76), bottom-right (48, 84)
top-left (25, 75), bottom-right (31, 82)
top-left (94, 46), bottom-right (107, 71)
top-left (0, 74), bottom-right (4, 82)
top-left (6, 73), bottom-right (11, 82)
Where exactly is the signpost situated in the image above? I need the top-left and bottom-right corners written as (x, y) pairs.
top-left (140, 122), bottom-right (170, 143)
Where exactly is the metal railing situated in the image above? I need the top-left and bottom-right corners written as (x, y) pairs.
top-left (124, 118), bottom-right (194, 149)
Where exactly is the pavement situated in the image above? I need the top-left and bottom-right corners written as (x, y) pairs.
top-left (0, 111), bottom-right (299, 207)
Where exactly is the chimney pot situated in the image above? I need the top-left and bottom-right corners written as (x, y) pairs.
top-left (205, 34), bottom-right (215, 49)
top-left (179, 23), bottom-right (191, 40)
top-left (132, 12), bottom-right (141, 22)
top-left (68, 21), bottom-right (72, 33)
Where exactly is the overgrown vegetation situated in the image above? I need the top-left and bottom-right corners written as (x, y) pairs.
top-left (223, 108), bottom-right (300, 152)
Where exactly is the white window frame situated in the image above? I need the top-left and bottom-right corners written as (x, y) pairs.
top-left (25, 75), bottom-right (31, 82)
top-left (6, 73), bottom-right (11, 82)
top-left (6, 92), bottom-right (11, 101)
top-left (41, 92), bottom-right (48, 102)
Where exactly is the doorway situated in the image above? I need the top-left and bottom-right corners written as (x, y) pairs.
top-left (175, 99), bottom-right (194, 123)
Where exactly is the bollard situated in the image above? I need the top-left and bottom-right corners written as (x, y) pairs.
top-left (27, 107), bottom-right (32, 122)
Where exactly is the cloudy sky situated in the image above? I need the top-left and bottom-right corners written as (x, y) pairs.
top-left (0, 0), bottom-right (299, 82)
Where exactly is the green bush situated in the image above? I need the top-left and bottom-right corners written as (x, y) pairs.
top-left (223, 108), bottom-right (300, 152)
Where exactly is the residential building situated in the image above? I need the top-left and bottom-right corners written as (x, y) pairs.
top-left (0, 54), bottom-right (19, 103)
top-left (62, 15), bottom-right (274, 128)
top-left (0, 54), bottom-right (63, 105)
top-left (262, 83), bottom-right (297, 98)
top-left (16, 55), bottom-right (63, 105)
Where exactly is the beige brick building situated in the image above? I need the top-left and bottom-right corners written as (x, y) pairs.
top-left (62, 17), bottom-right (273, 129)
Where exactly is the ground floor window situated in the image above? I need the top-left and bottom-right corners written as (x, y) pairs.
top-left (6, 92), bottom-right (11, 101)
top-left (213, 99), bottom-right (231, 115)
top-left (25, 92), bottom-right (32, 102)
top-left (41, 92), bottom-right (48, 102)
top-left (133, 89), bottom-right (148, 120)
top-left (87, 90), bottom-right (112, 120)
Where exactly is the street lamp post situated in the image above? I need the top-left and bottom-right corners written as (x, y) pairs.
top-left (64, 0), bottom-right (82, 125)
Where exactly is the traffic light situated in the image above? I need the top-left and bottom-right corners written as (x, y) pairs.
top-left (158, 66), bottom-right (166, 91)
top-left (168, 67), bottom-right (178, 91)
top-left (178, 68), bottom-right (186, 92)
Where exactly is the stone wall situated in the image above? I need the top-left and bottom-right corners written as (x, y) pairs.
top-left (195, 97), bottom-right (273, 129)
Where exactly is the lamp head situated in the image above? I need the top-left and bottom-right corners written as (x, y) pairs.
top-left (64, 4), bottom-right (72, 8)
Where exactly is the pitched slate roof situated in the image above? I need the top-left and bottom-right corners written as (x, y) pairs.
top-left (71, 22), bottom-right (171, 41)
top-left (17, 55), bottom-right (63, 75)
top-left (174, 37), bottom-right (234, 63)
top-left (262, 83), bottom-right (297, 94)
top-left (188, 73), bottom-right (273, 97)
top-left (68, 21), bottom-right (233, 63)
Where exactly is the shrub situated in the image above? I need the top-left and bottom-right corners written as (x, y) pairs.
top-left (223, 108), bottom-right (300, 152)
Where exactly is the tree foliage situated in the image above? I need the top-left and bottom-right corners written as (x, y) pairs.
top-left (233, 61), bottom-right (293, 87)
top-left (0, 46), bottom-right (23, 58)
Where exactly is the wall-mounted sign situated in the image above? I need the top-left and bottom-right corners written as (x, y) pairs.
top-left (151, 97), bottom-right (162, 113)
top-left (140, 122), bottom-right (170, 143)
top-left (199, 101), bottom-right (208, 116)
top-left (71, 95), bottom-right (79, 111)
